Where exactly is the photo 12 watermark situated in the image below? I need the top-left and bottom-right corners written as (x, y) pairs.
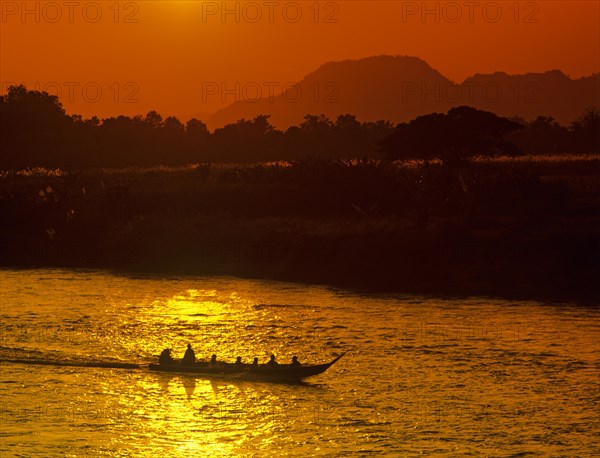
top-left (200, 1), bottom-right (340, 24)
top-left (1, 81), bottom-right (140, 104)
top-left (400, 1), bottom-right (540, 24)
top-left (1, 1), bottom-right (140, 23)
top-left (201, 81), bottom-right (339, 104)
top-left (394, 320), bottom-right (525, 344)
top-left (400, 80), bottom-right (540, 105)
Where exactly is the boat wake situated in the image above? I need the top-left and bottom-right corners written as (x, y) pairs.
top-left (1, 358), bottom-right (140, 370)
top-left (0, 347), bottom-right (141, 370)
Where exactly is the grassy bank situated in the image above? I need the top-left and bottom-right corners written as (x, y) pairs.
top-left (1, 157), bottom-right (598, 301)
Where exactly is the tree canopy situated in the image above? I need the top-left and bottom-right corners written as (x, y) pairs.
top-left (379, 106), bottom-right (524, 164)
top-left (0, 86), bottom-right (597, 168)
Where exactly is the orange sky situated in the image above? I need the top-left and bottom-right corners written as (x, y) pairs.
top-left (1, 1), bottom-right (599, 120)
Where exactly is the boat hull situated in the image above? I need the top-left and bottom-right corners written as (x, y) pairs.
top-left (148, 353), bottom-right (345, 382)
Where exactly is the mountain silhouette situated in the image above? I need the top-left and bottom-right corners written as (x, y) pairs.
top-left (463, 70), bottom-right (599, 124)
top-left (207, 55), bottom-right (600, 129)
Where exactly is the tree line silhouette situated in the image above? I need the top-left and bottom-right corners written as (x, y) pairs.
top-left (1, 84), bottom-right (598, 169)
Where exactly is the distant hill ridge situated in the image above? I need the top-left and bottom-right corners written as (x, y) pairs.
top-left (208, 55), bottom-right (600, 129)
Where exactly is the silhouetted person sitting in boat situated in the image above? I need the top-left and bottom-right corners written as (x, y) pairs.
top-left (291, 355), bottom-right (301, 366)
top-left (252, 357), bottom-right (258, 366)
top-left (267, 354), bottom-right (279, 367)
top-left (210, 354), bottom-right (218, 365)
top-left (182, 344), bottom-right (196, 365)
top-left (235, 356), bottom-right (243, 366)
top-left (159, 348), bottom-right (174, 365)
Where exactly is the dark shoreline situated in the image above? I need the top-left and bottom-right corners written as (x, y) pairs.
top-left (1, 158), bottom-right (598, 304)
top-left (2, 257), bottom-right (597, 305)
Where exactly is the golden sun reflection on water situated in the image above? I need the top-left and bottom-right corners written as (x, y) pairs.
top-left (140, 286), bottom-right (306, 366)
top-left (121, 370), bottom-right (298, 457)
top-left (88, 285), bottom-right (331, 454)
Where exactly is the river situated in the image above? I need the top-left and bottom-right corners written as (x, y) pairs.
top-left (0, 269), bottom-right (598, 456)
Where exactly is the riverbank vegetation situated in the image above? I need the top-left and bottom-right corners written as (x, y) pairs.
top-left (1, 156), bottom-right (598, 300)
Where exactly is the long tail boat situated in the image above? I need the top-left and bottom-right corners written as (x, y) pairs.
top-left (149, 352), bottom-right (346, 382)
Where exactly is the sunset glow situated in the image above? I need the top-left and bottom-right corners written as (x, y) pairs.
top-left (1, 1), bottom-right (598, 120)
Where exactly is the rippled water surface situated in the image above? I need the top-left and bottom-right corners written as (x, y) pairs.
top-left (1, 269), bottom-right (599, 456)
